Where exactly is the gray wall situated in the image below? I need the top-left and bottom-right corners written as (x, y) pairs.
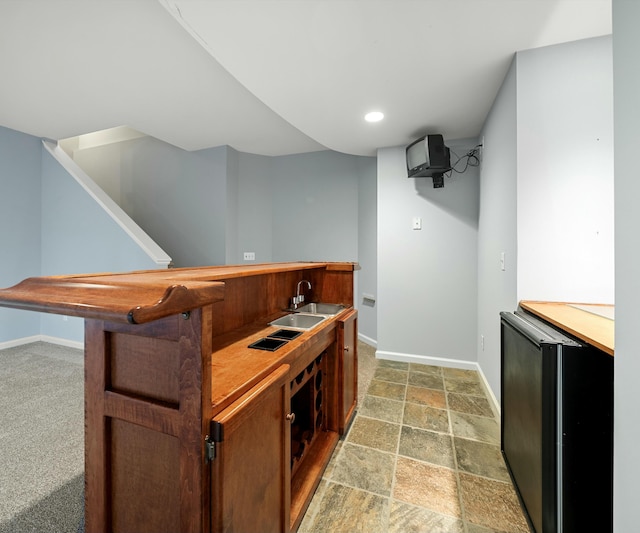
top-left (236, 152), bottom-right (274, 263)
top-left (120, 139), bottom-right (228, 268)
top-left (75, 137), bottom-right (229, 267)
top-left (613, 0), bottom-right (640, 529)
top-left (477, 36), bottom-right (614, 404)
top-left (0, 128), bottom-right (166, 345)
top-left (356, 156), bottom-right (378, 345)
top-left (235, 150), bottom-right (369, 262)
top-left (270, 151), bottom-right (360, 262)
top-left (377, 139), bottom-right (480, 367)
top-left (68, 140), bottom-right (378, 341)
top-left (74, 140), bottom-right (370, 264)
top-left (234, 149), bottom-right (376, 341)
top-left (476, 59), bottom-right (518, 402)
top-left (225, 148), bottom-right (239, 264)
top-left (0, 126), bottom-right (42, 343)
top-left (517, 36), bottom-right (614, 303)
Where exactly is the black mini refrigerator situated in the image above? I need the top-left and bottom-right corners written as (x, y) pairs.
top-left (500, 310), bottom-right (613, 533)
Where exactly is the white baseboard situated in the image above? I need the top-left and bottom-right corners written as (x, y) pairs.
top-left (0, 335), bottom-right (42, 350)
top-left (357, 332), bottom-right (377, 348)
top-left (375, 349), bottom-right (501, 418)
top-left (476, 365), bottom-right (501, 419)
top-left (0, 335), bottom-right (84, 351)
top-left (39, 335), bottom-right (84, 350)
top-left (375, 349), bottom-right (479, 372)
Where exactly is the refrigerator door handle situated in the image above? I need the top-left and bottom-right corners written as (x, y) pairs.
top-left (500, 311), bottom-right (556, 347)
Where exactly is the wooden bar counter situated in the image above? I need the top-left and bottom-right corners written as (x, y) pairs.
top-left (0, 261), bottom-right (359, 533)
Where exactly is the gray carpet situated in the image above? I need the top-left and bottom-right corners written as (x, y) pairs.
top-left (0, 342), bottom-right (84, 533)
top-left (0, 339), bottom-right (377, 532)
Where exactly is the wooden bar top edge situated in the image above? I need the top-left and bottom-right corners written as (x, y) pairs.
top-left (59, 261), bottom-right (359, 282)
top-left (519, 300), bottom-right (614, 356)
top-left (0, 276), bottom-right (226, 324)
top-left (0, 261), bottom-right (358, 324)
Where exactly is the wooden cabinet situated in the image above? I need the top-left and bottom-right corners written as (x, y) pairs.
top-left (83, 310), bottom-right (213, 533)
top-left (0, 261), bottom-right (359, 533)
top-left (211, 364), bottom-right (291, 533)
top-left (211, 346), bottom-right (343, 533)
top-left (337, 309), bottom-right (358, 434)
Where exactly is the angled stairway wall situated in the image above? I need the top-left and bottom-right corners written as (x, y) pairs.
top-left (0, 126), bottom-right (171, 347)
top-left (39, 141), bottom-right (172, 345)
top-left (0, 126), bottom-right (42, 345)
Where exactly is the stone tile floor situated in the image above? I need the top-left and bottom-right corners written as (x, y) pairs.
top-left (299, 359), bottom-right (531, 533)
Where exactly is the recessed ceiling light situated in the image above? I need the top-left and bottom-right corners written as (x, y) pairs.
top-left (364, 111), bottom-right (384, 123)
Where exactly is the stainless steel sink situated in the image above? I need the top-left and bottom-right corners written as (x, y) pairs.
top-left (269, 313), bottom-right (327, 330)
top-left (294, 302), bottom-right (345, 315)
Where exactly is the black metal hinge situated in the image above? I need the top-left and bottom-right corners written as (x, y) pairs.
top-left (204, 436), bottom-right (216, 463)
top-left (205, 421), bottom-right (224, 463)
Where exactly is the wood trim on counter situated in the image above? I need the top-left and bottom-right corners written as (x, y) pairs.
top-left (0, 261), bottom-right (358, 325)
top-left (63, 261), bottom-right (358, 282)
top-left (519, 300), bottom-right (614, 356)
top-left (0, 276), bottom-right (225, 324)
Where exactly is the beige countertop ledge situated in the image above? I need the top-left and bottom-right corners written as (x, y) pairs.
top-left (519, 300), bottom-right (614, 356)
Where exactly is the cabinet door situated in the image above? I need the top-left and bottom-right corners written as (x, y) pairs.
top-left (338, 309), bottom-right (358, 434)
top-left (211, 364), bottom-right (291, 533)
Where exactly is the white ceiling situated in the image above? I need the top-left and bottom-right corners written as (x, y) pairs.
top-left (0, 0), bottom-right (610, 157)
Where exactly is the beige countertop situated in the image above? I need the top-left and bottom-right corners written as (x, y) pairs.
top-left (520, 300), bottom-right (614, 356)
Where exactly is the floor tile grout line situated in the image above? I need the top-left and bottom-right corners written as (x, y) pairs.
top-left (444, 371), bottom-right (471, 531)
top-left (316, 477), bottom-right (390, 502)
top-left (373, 381), bottom-right (499, 400)
top-left (365, 390), bottom-right (496, 421)
top-left (378, 365), bottom-right (408, 530)
top-left (384, 391), bottom-right (406, 532)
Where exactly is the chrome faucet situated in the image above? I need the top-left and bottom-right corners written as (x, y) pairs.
top-left (292, 280), bottom-right (311, 309)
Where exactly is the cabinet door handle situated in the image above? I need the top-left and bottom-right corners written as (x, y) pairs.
top-left (343, 346), bottom-right (349, 352)
top-left (286, 412), bottom-right (296, 423)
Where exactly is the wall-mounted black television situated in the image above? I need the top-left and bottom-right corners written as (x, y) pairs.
top-left (406, 134), bottom-right (451, 187)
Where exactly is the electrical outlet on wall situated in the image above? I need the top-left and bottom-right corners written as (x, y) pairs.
top-left (243, 252), bottom-right (255, 261)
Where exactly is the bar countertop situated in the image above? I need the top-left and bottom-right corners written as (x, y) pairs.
top-left (0, 261), bottom-right (358, 324)
top-left (519, 300), bottom-right (614, 356)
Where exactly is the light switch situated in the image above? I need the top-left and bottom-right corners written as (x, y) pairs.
top-left (412, 217), bottom-right (422, 230)
top-left (500, 252), bottom-right (505, 271)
